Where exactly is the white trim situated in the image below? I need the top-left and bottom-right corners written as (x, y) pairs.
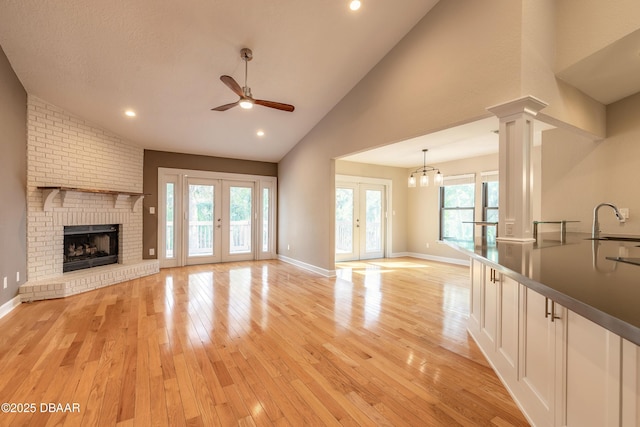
top-left (335, 174), bottom-right (390, 186)
top-left (495, 237), bottom-right (536, 243)
top-left (443, 173), bottom-right (476, 186)
top-left (278, 255), bottom-right (336, 277)
top-left (481, 170), bottom-right (499, 182)
top-left (0, 295), bottom-right (22, 319)
top-left (159, 167), bottom-right (275, 183)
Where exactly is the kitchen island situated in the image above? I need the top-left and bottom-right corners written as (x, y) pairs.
top-left (446, 232), bottom-right (640, 427)
top-left (446, 232), bottom-right (640, 345)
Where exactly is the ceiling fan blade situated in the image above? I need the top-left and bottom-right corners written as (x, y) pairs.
top-left (254, 99), bottom-right (295, 112)
top-left (220, 75), bottom-right (243, 97)
top-left (211, 101), bottom-right (239, 111)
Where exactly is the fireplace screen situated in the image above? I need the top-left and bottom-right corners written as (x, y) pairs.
top-left (63, 224), bottom-right (119, 272)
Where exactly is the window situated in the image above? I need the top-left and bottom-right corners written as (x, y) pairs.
top-left (482, 171), bottom-right (499, 243)
top-left (439, 174), bottom-right (475, 242)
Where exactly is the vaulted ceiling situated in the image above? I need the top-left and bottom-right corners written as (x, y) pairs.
top-left (0, 0), bottom-right (439, 163)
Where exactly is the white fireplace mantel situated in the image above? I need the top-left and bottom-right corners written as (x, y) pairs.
top-left (38, 186), bottom-right (147, 212)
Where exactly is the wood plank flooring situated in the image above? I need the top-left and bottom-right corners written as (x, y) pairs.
top-left (0, 258), bottom-right (529, 426)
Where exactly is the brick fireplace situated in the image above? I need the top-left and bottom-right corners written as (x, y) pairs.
top-left (19, 96), bottom-right (158, 301)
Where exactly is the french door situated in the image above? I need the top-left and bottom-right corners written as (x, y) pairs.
top-left (159, 169), bottom-right (276, 268)
top-left (185, 178), bottom-right (221, 264)
top-left (335, 182), bottom-right (386, 261)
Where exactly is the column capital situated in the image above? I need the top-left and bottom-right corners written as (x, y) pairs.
top-left (487, 95), bottom-right (548, 119)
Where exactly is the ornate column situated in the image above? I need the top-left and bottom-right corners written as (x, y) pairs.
top-left (487, 96), bottom-right (548, 242)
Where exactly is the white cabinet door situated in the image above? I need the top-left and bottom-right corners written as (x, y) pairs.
top-left (518, 286), bottom-right (559, 427)
top-left (469, 262), bottom-right (519, 385)
top-left (468, 259), bottom-right (483, 336)
top-left (560, 311), bottom-right (621, 427)
top-left (622, 339), bottom-right (640, 427)
top-left (479, 265), bottom-right (498, 352)
top-left (494, 275), bottom-right (519, 384)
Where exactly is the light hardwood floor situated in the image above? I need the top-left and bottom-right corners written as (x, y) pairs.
top-left (0, 258), bottom-right (529, 426)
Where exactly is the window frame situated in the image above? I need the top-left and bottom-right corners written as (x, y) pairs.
top-left (438, 174), bottom-right (476, 243)
top-left (482, 181), bottom-right (499, 222)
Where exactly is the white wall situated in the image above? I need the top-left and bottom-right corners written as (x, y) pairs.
top-left (521, 0), bottom-right (606, 139)
top-left (279, 0), bottom-right (524, 271)
top-left (541, 92), bottom-right (640, 236)
top-left (555, 0), bottom-right (640, 72)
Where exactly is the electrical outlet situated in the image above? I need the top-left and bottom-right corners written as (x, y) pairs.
top-left (149, 206), bottom-right (155, 215)
top-left (505, 222), bottom-right (514, 236)
top-left (426, 243), bottom-right (430, 249)
top-left (3, 277), bottom-right (6, 289)
top-left (620, 208), bottom-right (630, 219)
top-left (149, 248), bottom-right (155, 256)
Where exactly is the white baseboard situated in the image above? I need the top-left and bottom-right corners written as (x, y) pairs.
top-left (0, 295), bottom-right (22, 320)
top-left (402, 252), bottom-right (470, 267)
top-left (277, 255), bottom-right (336, 277)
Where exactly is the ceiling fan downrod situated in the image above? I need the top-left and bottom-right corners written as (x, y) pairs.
top-left (241, 48), bottom-right (253, 97)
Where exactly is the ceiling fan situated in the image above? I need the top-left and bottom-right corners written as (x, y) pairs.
top-left (211, 48), bottom-right (295, 112)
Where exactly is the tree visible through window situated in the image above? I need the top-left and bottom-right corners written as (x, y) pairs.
top-left (440, 183), bottom-right (475, 242)
top-left (483, 181), bottom-right (499, 243)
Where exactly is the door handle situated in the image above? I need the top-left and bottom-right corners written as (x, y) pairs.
top-left (545, 297), bottom-right (550, 319)
top-left (550, 300), bottom-right (560, 322)
top-left (544, 297), bottom-right (561, 322)
top-left (489, 268), bottom-right (499, 283)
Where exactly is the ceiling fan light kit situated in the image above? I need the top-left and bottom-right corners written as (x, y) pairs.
top-left (211, 48), bottom-right (295, 113)
top-left (239, 98), bottom-right (254, 109)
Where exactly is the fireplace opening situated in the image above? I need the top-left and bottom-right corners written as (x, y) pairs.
top-left (63, 225), bottom-right (119, 272)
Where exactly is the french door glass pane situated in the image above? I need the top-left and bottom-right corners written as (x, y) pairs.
top-left (166, 183), bottom-right (174, 258)
top-left (188, 184), bottom-right (214, 257)
top-left (365, 190), bottom-right (382, 252)
top-left (335, 188), bottom-right (354, 253)
top-left (262, 188), bottom-right (269, 252)
top-left (229, 186), bottom-right (252, 254)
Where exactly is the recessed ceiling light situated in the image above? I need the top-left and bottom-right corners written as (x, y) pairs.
top-left (349, 0), bottom-right (361, 11)
top-left (257, 130), bottom-right (265, 137)
top-left (124, 110), bottom-right (136, 117)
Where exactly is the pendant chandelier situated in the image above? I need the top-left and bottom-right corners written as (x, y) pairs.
top-left (408, 149), bottom-right (443, 187)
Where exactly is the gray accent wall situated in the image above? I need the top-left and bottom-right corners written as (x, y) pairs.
top-left (0, 44), bottom-right (27, 306)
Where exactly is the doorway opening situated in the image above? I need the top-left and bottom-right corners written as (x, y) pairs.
top-left (335, 176), bottom-right (390, 261)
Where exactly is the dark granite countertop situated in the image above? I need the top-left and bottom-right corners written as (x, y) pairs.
top-left (445, 232), bottom-right (640, 346)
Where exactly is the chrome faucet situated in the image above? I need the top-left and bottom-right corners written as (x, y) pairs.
top-left (592, 202), bottom-right (625, 239)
